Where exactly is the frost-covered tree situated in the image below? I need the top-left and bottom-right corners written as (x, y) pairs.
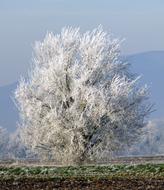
top-left (6, 128), bottom-right (37, 159)
top-left (128, 120), bottom-right (164, 156)
top-left (0, 126), bottom-right (36, 160)
top-left (0, 126), bottom-right (9, 159)
top-left (15, 27), bottom-right (152, 164)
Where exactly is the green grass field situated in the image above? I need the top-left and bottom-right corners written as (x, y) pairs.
top-left (1, 164), bottom-right (164, 179)
top-left (1, 164), bottom-right (164, 189)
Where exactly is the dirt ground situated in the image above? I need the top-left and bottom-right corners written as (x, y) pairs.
top-left (0, 178), bottom-right (164, 190)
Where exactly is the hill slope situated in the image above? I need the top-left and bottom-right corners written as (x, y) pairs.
top-left (0, 82), bottom-right (18, 132)
top-left (0, 51), bottom-right (163, 132)
top-left (127, 51), bottom-right (164, 119)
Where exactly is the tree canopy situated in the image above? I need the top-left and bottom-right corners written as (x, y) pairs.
top-left (15, 27), bottom-right (152, 164)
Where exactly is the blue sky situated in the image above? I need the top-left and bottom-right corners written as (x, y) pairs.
top-left (0, 0), bottom-right (163, 131)
top-left (0, 0), bottom-right (164, 85)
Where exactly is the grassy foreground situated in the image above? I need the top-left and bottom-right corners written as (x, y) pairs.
top-left (0, 164), bottom-right (164, 189)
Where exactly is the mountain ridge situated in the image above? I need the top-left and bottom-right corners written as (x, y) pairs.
top-left (0, 51), bottom-right (163, 132)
